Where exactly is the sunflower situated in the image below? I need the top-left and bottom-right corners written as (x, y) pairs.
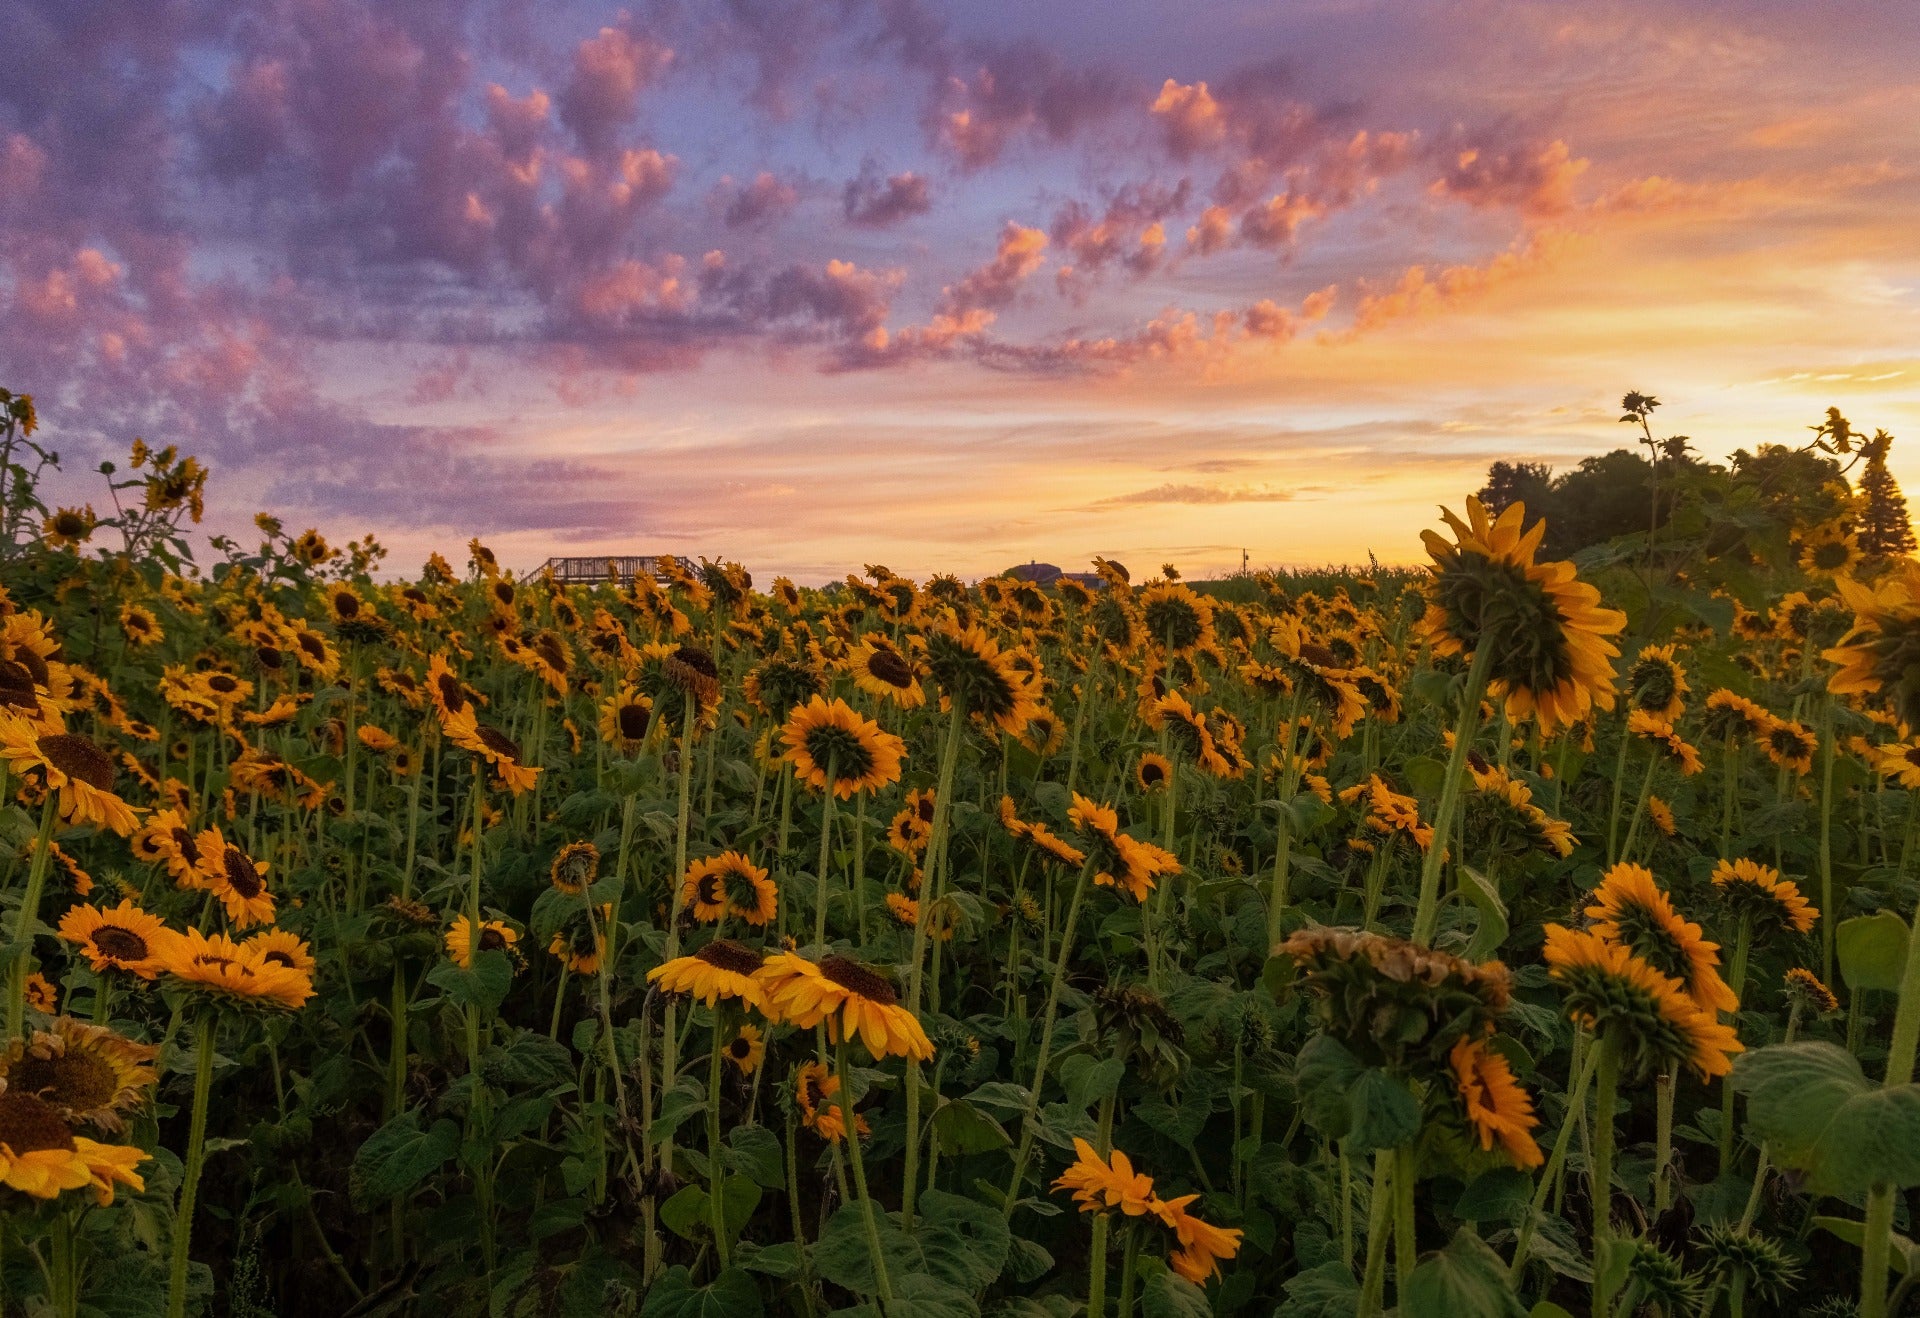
top-left (887, 807), bottom-right (931, 856)
top-left (446, 914), bottom-right (518, 968)
top-left (1825, 562), bottom-right (1920, 726)
top-left (1268, 616), bottom-right (1367, 737)
top-left (597, 684), bottom-right (654, 753)
top-left (0, 716), bottom-right (141, 835)
top-left (1784, 967), bottom-right (1840, 1016)
top-left (648, 939), bottom-right (768, 1009)
top-left (743, 656), bottom-right (825, 720)
top-left (551, 841), bottom-right (600, 894)
top-left (725, 1023), bottom-right (766, 1076)
top-left (794, 1061), bottom-right (866, 1141)
top-left (1053, 1138), bottom-right (1158, 1216)
top-left (245, 928), bottom-right (316, 974)
top-left (1626, 644), bottom-right (1690, 721)
top-left (243, 695), bottom-right (303, 728)
top-left (1136, 751), bottom-right (1172, 793)
top-left (548, 905), bottom-right (610, 974)
top-left (885, 892), bottom-right (920, 928)
top-left (57, 901), bottom-right (175, 980)
top-left (1869, 740), bottom-right (1920, 789)
top-left (162, 926), bottom-right (314, 1011)
top-left (847, 635), bottom-right (926, 708)
top-left (228, 752), bottom-right (328, 810)
top-left (779, 696), bottom-right (906, 798)
top-left (119, 602), bottom-right (163, 647)
top-left (1647, 795), bottom-right (1677, 838)
top-left (1153, 1193), bottom-right (1245, 1285)
top-left (1541, 925), bottom-right (1743, 1079)
top-left (756, 952), bottom-right (934, 1061)
top-left (1018, 706), bottom-right (1067, 757)
top-left (1, 1018), bottom-right (157, 1133)
top-left (425, 653), bottom-right (473, 726)
top-left (357, 724), bottom-right (399, 754)
top-left (193, 831), bottom-right (276, 930)
top-left (924, 623), bottom-right (1040, 736)
top-left (23, 973), bottom-right (57, 1015)
top-left (43, 505), bottom-right (98, 550)
top-left (0, 1089), bottom-right (149, 1202)
top-left (1448, 1035), bottom-right (1543, 1169)
top-left (1761, 717), bottom-right (1817, 775)
top-left (1000, 796), bottom-right (1089, 868)
top-left (682, 852), bottom-right (778, 927)
top-left (1710, 858), bottom-right (1819, 936)
top-left (1583, 863), bottom-right (1736, 1014)
top-left (1799, 523), bottom-right (1860, 577)
top-left (1138, 581), bottom-right (1215, 657)
top-left (444, 705), bottom-right (541, 796)
top-left (1418, 496), bottom-right (1626, 734)
top-left (1626, 710), bottom-right (1705, 777)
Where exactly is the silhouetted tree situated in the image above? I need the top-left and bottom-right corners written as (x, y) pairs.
top-left (1857, 429), bottom-right (1916, 558)
top-left (1478, 461), bottom-right (1554, 517)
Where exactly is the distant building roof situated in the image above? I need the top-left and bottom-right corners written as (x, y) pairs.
top-left (529, 554), bottom-right (694, 584)
top-left (1002, 562), bottom-right (1104, 589)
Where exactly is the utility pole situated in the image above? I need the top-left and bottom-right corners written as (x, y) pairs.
top-left (1241, 548), bottom-right (1249, 575)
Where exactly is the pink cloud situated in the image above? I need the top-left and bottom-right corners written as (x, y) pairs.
top-left (718, 171), bottom-right (802, 228)
top-left (942, 222), bottom-right (1050, 313)
top-left (1430, 137), bottom-right (1588, 218)
top-left (1150, 79), bottom-right (1227, 158)
top-left (843, 165), bottom-right (933, 227)
top-left (559, 24), bottom-right (673, 154)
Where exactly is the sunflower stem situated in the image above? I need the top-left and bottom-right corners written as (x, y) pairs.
top-left (1357, 1148), bottom-right (1393, 1318)
top-left (1718, 915), bottom-right (1753, 1176)
top-left (166, 1015), bottom-right (217, 1318)
top-left (707, 1017), bottom-right (731, 1268)
top-left (1818, 697), bottom-right (1838, 984)
top-left (1412, 644), bottom-right (1493, 945)
top-left (1618, 747), bottom-right (1658, 863)
top-left (903, 699), bottom-right (965, 1230)
top-left (1392, 1142), bottom-right (1417, 1303)
top-left (658, 697), bottom-right (699, 1181)
top-left (1590, 1032), bottom-right (1622, 1318)
top-left (1509, 1029), bottom-right (1599, 1282)
top-left (1652, 1071), bottom-right (1674, 1214)
top-left (1002, 858), bottom-right (1094, 1217)
top-left (812, 755), bottom-right (839, 951)
top-left (835, 1035), bottom-right (894, 1311)
top-left (5, 796), bottom-right (59, 1040)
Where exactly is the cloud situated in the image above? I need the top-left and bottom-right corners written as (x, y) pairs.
top-left (718, 171), bottom-right (802, 228)
top-left (931, 43), bottom-right (1127, 169)
top-left (1430, 136), bottom-right (1588, 218)
top-left (1089, 482), bottom-right (1316, 507)
top-left (942, 221), bottom-right (1050, 314)
top-left (558, 23), bottom-right (673, 155)
top-left (842, 164), bottom-right (933, 227)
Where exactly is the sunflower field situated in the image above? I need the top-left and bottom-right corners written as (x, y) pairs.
top-left (6, 383), bottom-right (1920, 1318)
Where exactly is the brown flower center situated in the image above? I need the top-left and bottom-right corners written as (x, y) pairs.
top-left (256, 645), bottom-right (284, 670)
top-left (435, 672), bottom-right (467, 714)
top-left (0, 659), bottom-right (38, 710)
top-left (617, 702), bottom-right (650, 740)
top-left (479, 927), bottom-right (506, 952)
top-left (672, 646), bottom-right (719, 680)
top-left (493, 581), bottom-right (515, 607)
top-left (262, 950), bottom-right (298, 967)
top-left (475, 725), bottom-right (522, 763)
top-left (865, 648), bottom-right (915, 689)
top-left (297, 632), bottom-right (326, 662)
top-left (334, 592), bottom-right (360, 618)
top-left (40, 733), bottom-right (116, 791)
top-left (696, 874), bottom-right (727, 907)
top-left (728, 1037), bottom-right (753, 1060)
top-left (0, 1091), bottom-right (77, 1154)
top-left (12, 1049), bottom-right (120, 1114)
top-left (91, 926), bottom-right (151, 962)
top-left (694, 939), bottom-right (763, 976)
top-left (222, 848), bottom-right (264, 899)
top-left (819, 955), bottom-right (897, 1006)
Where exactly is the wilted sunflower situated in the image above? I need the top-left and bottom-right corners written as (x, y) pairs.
top-left (1710, 857), bottom-right (1818, 936)
top-left (444, 706), bottom-right (541, 796)
top-left (924, 623), bottom-right (1040, 736)
top-left (1784, 966), bottom-right (1840, 1016)
top-left (649, 939), bottom-right (768, 1009)
top-left (1417, 496), bottom-right (1626, 733)
top-left (681, 852), bottom-right (778, 927)
top-left (1626, 644), bottom-right (1690, 721)
top-left (743, 656), bottom-right (824, 719)
top-left (1583, 863), bottom-right (1737, 1014)
top-left (0, 1089), bottom-right (149, 1203)
top-left (757, 952), bottom-right (934, 1061)
top-left (1, 1018), bottom-right (157, 1133)
top-left (779, 696), bottom-right (906, 798)
top-left (0, 716), bottom-right (140, 835)
top-left (58, 900), bottom-right (175, 981)
top-left (1053, 1138), bottom-right (1158, 1216)
top-left (1280, 926), bottom-right (1511, 1069)
top-left (1541, 925), bottom-right (1742, 1079)
top-left (1825, 561), bottom-right (1920, 726)
top-left (162, 927), bottom-right (314, 1012)
top-left (550, 840), bottom-right (600, 894)
top-left (1460, 766), bottom-right (1576, 860)
top-left (846, 635), bottom-right (926, 709)
top-left (547, 905), bottom-right (610, 974)
top-left (1154, 1193), bottom-right (1245, 1286)
top-left (1448, 1035), bottom-right (1543, 1169)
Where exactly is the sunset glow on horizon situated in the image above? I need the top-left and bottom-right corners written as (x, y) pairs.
top-left (7, 1), bottom-right (1918, 581)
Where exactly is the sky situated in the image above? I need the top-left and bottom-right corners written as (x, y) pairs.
top-left (5, 0), bottom-right (1918, 583)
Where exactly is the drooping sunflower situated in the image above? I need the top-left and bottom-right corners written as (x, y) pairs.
top-left (1136, 751), bottom-right (1172, 793)
top-left (924, 623), bottom-right (1040, 736)
top-left (794, 1060), bottom-right (866, 1141)
top-left (1138, 581), bottom-right (1216, 657)
top-left (446, 914), bottom-right (519, 968)
top-left (1583, 863), bottom-right (1737, 1014)
top-left (743, 656), bottom-right (825, 719)
top-left (1, 1018), bottom-right (157, 1133)
top-left (1541, 925), bottom-right (1743, 1079)
top-left (1783, 966), bottom-right (1839, 1016)
top-left (1448, 1034), bottom-right (1544, 1169)
top-left (1626, 644), bottom-right (1690, 721)
top-left (1417, 496), bottom-right (1627, 734)
top-left (1710, 857), bottom-right (1819, 936)
top-left (1825, 561), bottom-right (1920, 727)
top-left (756, 952), bottom-right (934, 1061)
top-left (1626, 709), bottom-right (1705, 777)
top-left (1153, 1193), bottom-right (1246, 1285)
top-left (885, 891), bottom-right (920, 928)
top-left (725, 1023), bottom-right (766, 1076)
top-left (681, 852), bottom-right (778, 927)
top-left (648, 939), bottom-right (768, 1010)
top-left (444, 705), bottom-right (541, 796)
top-left (847, 634), bottom-right (926, 708)
top-left (162, 926), bottom-right (315, 1011)
top-left (547, 905), bottom-right (610, 974)
top-left (779, 696), bottom-right (906, 798)
top-left (550, 841), bottom-right (600, 894)
top-left (1761, 717), bottom-right (1817, 775)
top-left (0, 1089), bottom-right (149, 1202)
top-left (57, 901), bottom-right (175, 980)
top-left (1000, 796), bottom-right (1089, 868)
top-left (196, 832), bottom-right (276, 930)
top-left (1702, 689), bottom-right (1773, 743)
top-left (0, 716), bottom-right (140, 835)
top-left (1053, 1137), bottom-right (1158, 1216)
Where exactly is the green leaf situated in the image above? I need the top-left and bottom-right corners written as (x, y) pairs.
top-left (1059, 1054), bottom-right (1125, 1111)
top-left (1140, 1268), bottom-right (1211, 1318)
top-left (1293, 1034), bottom-right (1365, 1140)
top-left (738, 1242), bottom-right (804, 1279)
top-left (348, 1112), bottom-right (459, 1209)
top-left (835, 1272), bottom-right (979, 1318)
top-left (1529, 1305), bottom-right (1578, 1318)
top-left (1734, 1042), bottom-right (1920, 1195)
top-left (728, 1124), bottom-right (785, 1189)
top-left (1457, 865), bottom-right (1509, 964)
top-left (659, 1178), bottom-right (761, 1244)
top-left (918, 1188), bottom-right (1012, 1292)
top-left (1273, 1261), bottom-right (1359, 1317)
top-left (1346, 1068), bottom-right (1420, 1154)
top-left (1453, 1168), bottom-right (1532, 1222)
top-left (1401, 1227), bottom-right (1527, 1318)
top-left (1813, 1215), bottom-right (1920, 1275)
top-left (1838, 912), bottom-right (1910, 993)
top-left (640, 1265), bottom-right (763, 1318)
top-left (932, 1099), bottom-right (1013, 1156)
top-left (425, 950), bottom-right (514, 1017)
top-left (649, 1077), bottom-right (707, 1145)
top-left (480, 1030), bottom-right (575, 1090)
